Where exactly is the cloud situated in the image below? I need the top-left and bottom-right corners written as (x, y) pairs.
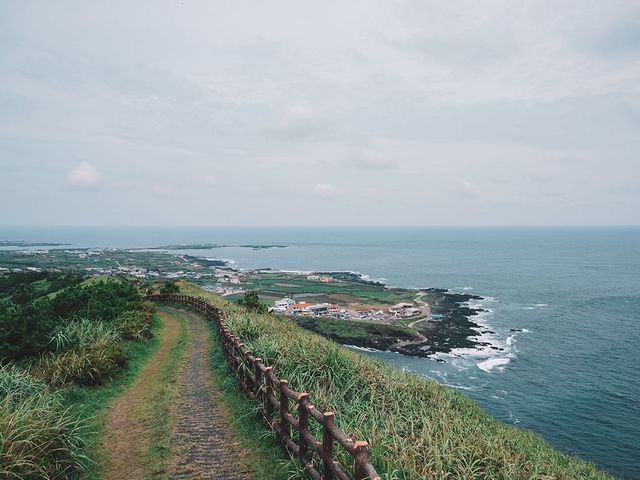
top-left (344, 149), bottom-right (396, 171)
top-left (67, 162), bottom-right (102, 189)
top-left (1, 1), bottom-right (640, 225)
top-left (313, 183), bottom-right (338, 197)
top-left (152, 184), bottom-right (174, 197)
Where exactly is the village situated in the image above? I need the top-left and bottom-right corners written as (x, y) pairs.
top-left (271, 297), bottom-right (425, 321)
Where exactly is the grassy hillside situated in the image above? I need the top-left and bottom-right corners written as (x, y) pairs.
top-left (0, 274), bottom-right (158, 479)
top-left (176, 281), bottom-right (612, 480)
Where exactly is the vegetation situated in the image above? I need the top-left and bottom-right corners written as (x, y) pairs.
top-left (296, 316), bottom-right (419, 350)
top-left (137, 310), bottom-right (187, 476)
top-left (159, 280), bottom-right (180, 295)
top-left (0, 364), bottom-right (88, 479)
top-left (204, 312), bottom-right (303, 480)
top-left (237, 290), bottom-right (268, 313)
top-left (0, 273), bottom-right (158, 479)
top-left (179, 282), bottom-right (613, 480)
top-left (62, 314), bottom-right (163, 480)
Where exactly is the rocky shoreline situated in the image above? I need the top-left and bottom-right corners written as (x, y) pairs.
top-left (295, 287), bottom-right (491, 360)
top-left (392, 293), bottom-right (487, 357)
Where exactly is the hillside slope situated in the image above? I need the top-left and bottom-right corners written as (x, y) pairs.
top-left (176, 281), bottom-right (612, 480)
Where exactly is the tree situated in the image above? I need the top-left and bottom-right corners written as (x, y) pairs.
top-left (237, 291), bottom-right (267, 313)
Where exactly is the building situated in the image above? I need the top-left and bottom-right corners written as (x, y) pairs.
top-left (388, 302), bottom-right (415, 316)
top-left (403, 307), bottom-right (422, 317)
top-left (290, 302), bottom-right (311, 316)
top-left (273, 297), bottom-right (295, 313)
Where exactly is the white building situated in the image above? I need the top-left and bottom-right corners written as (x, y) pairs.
top-left (273, 297), bottom-right (295, 313)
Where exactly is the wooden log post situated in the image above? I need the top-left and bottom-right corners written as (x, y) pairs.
top-left (254, 358), bottom-right (263, 399)
top-left (298, 393), bottom-right (310, 466)
top-left (279, 380), bottom-right (290, 443)
top-left (323, 412), bottom-right (335, 480)
top-left (264, 367), bottom-right (274, 425)
top-left (354, 441), bottom-right (370, 480)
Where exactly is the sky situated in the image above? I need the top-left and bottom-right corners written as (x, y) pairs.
top-left (1, 1), bottom-right (639, 226)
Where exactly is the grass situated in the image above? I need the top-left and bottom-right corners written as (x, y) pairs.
top-left (177, 282), bottom-right (613, 480)
top-left (295, 316), bottom-right (419, 351)
top-left (0, 364), bottom-right (88, 480)
top-left (201, 307), bottom-right (304, 480)
top-left (33, 320), bottom-right (126, 387)
top-left (140, 309), bottom-right (188, 479)
top-left (60, 314), bottom-right (163, 480)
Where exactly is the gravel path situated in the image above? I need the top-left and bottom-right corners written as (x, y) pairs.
top-left (168, 308), bottom-right (253, 480)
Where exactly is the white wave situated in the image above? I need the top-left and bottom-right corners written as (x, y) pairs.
top-left (346, 344), bottom-right (381, 353)
top-left (444, 383), bottom-right (478, 391)
top-left (477, 357), bottom-right (511, 372)
top-left (534, 303), bottom-right (550, 307)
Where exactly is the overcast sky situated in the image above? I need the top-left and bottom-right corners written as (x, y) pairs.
top-left (1, 1), bottom-right (639, 226)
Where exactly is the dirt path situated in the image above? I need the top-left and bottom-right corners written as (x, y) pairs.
top-left (167, 308), bottom-right (252, 480)
top-left (102, 308), bottom-right (252, 480)
top-left (102, 311), bottom-right (181, 480)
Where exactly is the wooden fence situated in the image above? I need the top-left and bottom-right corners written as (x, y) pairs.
top-left (147, 293), bottom-right (380, 480)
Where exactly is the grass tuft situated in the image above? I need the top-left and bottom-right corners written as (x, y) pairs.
top-left (0, 364), bottom-right (89, 480)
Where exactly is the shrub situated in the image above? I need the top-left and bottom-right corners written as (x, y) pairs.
top-left (160, 280), bottom-right (180, 294)
top-left (115, 310), bottom-right (153, 341)
top-left (0, 364), bottom-right (88, 479)
top-left (237, 290), bottom-right (268, 313)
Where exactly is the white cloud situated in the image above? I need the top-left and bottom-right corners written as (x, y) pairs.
top-left (67, 162), bottom-right (102, 189)
top-left (1, 1), bottom-right (640, 225)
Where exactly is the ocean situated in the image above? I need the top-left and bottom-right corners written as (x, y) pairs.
top-left (2, 226), bottom-right (639, 479)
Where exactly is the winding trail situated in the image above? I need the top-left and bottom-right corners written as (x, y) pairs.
top-left (102, 307), bottom-right (253, 480)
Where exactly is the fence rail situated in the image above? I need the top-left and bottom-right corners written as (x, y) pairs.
top-left (147, 293), bottom-right (380, 480)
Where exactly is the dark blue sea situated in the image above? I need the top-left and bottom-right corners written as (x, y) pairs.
top-left (2, 226), bottom-right (639, 479)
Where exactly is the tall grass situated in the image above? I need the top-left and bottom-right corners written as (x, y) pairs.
top-left (0, 364), bottom-right (88, 479)
top-left (32, 320), bottom-right (125, 387)
top-left (180, 284), bottom-right (613, 480)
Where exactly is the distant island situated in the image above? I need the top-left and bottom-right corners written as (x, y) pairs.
top-left (146, 243), bottom-right (289, 250)
top-left (0, 240), bottom-right (69, 247)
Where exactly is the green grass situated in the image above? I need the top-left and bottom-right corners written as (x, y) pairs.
top-left (295, 316), bottom-right (418, 344)
top-left (61, 314), bottom-right (163, 480)
top-left (202, 308), bottom-right (303, 480)
top-left (180, 283), bottom-right (613, 480)
top-left (141, 309), bottom-right (188, 479)
top-left (0, 364), bottom-right (89, 480)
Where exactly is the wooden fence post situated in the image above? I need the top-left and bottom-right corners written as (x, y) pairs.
top-left (279, 380), bottom-right (290, 443)
top-left (298, 393), bottom-right (310, 467)
top-left (323, 411), bottom-right (335, 480)
top-left (264, 367), bottom-right (274, 425)
top-left (254, 358), bottom-right (263, 399)
top-left (354, 441), bottom-right (369, 480)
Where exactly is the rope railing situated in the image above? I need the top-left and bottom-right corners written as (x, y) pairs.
top-left (147, 293), bottom-right (380, 480)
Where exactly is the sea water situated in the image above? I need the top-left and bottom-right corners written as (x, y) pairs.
top-left (2, 226), bottom-right (639, 479)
